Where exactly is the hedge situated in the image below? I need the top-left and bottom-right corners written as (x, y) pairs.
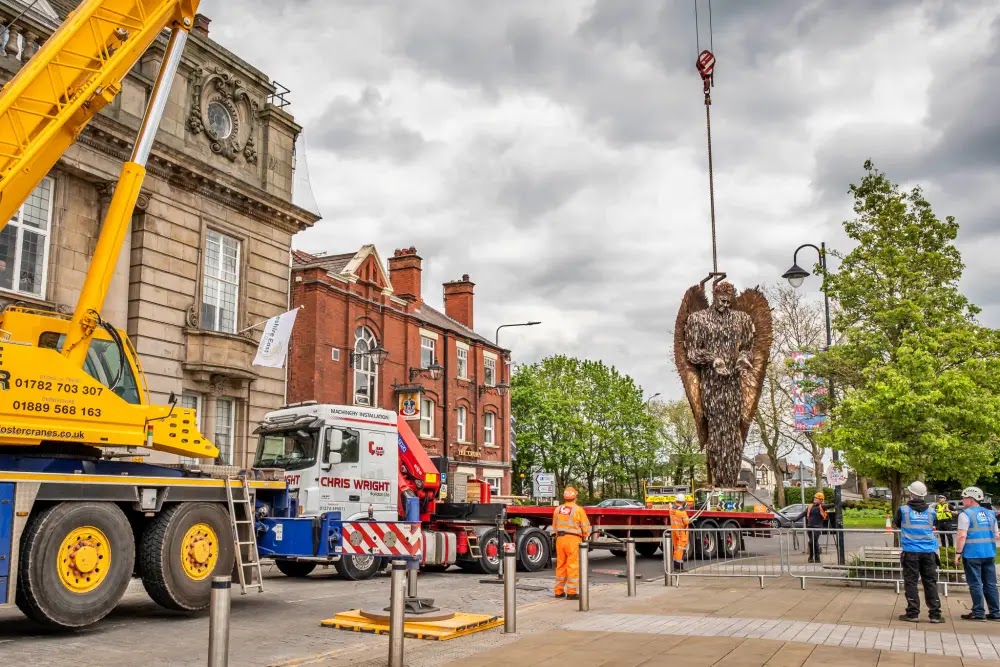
top-left (781, 487), bottom-right (835, 505)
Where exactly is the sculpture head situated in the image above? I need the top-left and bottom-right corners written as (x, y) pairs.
top-left (712, 281), bottom-right (736, 312)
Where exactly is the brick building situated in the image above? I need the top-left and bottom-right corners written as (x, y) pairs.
top-left (289, 245), bottom-right (512, 496)
top-left (0, 3), bottom-right (319, 464)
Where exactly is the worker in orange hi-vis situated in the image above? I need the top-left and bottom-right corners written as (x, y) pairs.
top-left (552, 486), bottom-right (591, 599)
top-left (670, 494), bottom-right (691, 571)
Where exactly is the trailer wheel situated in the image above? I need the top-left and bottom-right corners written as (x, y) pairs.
top-left (334, 554), bottom-right (383, 580)
top-left (476, 528), bottom-right (510, 574)
top-left (15, 502), bottom-right (135, 629)
top-left (719, 521), bottom-right (742, 559)
top-left (516, 528), bottom-right (550, 572)
top-left (635, 541), bottom-right (659, 558)
top-left (139, 503), bottom-right (235, 611)
top-left (274, 560), bottom-right (317, 578)
top-left (692, 520), bottom-right (719, 559)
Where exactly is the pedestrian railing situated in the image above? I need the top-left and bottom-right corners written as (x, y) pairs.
top-left (656, 526), bottom-right (991, 593)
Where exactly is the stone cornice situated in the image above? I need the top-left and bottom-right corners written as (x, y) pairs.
top-left (75, 119), bottom-right (319, 234)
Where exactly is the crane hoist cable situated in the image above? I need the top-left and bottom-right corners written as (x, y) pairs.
top-left (695, 0), bottom-right (719, 274)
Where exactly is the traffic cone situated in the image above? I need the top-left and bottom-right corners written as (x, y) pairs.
top-left (885, 513), bottom-right (892, 533)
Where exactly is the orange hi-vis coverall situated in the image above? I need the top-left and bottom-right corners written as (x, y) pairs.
top-left (670, 507), bottom-right (690, 564)
top-left (552, 501), bottom-right (591, 595)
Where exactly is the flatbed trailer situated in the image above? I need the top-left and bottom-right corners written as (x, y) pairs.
top-left (506, 504), bottom-right (776, 560)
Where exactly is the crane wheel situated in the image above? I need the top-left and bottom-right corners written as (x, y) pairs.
top-left (334, 554), bottom-right (383, 580)
top-left (139, 503), bottom-right (234, 611)
top-left (15, 502), bottom-right (135, 629)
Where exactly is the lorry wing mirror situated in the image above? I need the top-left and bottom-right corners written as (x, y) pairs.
top-left (323, 428), bottom-right (344, 469)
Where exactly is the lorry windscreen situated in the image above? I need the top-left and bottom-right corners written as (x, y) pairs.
top-left (254, 428), bottom-right (318, 471)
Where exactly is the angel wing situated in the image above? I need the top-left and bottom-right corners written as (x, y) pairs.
top-left (673, 284), bottom-right (710, 449)
top-left (731, 286), bottom-right (773, 443)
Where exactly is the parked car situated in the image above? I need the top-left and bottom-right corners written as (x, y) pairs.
top-left (593, 498), bottom-right (646, 508)
top-left (770, 503), bottom-right (808, 529)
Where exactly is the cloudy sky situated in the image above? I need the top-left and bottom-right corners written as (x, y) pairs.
top-left (202, 0), bottom-right (1000, 403)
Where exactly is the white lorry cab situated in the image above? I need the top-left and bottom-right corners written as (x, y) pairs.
top-left (253, 401), bottom-right (400, 523)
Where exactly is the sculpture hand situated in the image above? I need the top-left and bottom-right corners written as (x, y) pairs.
top-left (713, 358), bottom-right (730, 376)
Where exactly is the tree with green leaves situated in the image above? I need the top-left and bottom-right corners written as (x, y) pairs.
top-left (811, 160), bottom-right (1000, 513)
top-left (650, 399), bottom-right (705, 488)
top-left (510, 354), bottom-right (661, 501)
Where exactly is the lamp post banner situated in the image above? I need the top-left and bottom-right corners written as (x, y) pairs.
top-left (790, 351), bottom-right (828, 432)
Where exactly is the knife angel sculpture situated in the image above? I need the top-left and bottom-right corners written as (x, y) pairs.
top-left (674, 280), bottom-right (772, 487)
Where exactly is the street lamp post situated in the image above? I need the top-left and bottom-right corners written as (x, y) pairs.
top-left (495, 321), bottom-right (541, 346)
top-left (782, 241), bottom-right (845, 565)
top-left (494, 321), bottom-right (540, 497)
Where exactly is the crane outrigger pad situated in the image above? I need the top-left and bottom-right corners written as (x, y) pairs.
top-left (320, 609), bottom-right (503, 640)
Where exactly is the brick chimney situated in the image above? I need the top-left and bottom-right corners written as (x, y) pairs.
top-left (388, 246), bottom-right (422, 304)
top-left (443, 274), bottom-right (475, 329)
top-left (193, 14), bottom-right (211, 37)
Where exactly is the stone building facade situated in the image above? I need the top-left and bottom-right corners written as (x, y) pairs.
top-left (288, 245), bottom-right (513, 496)
top-left (0, 3), bottom-right (319, 464)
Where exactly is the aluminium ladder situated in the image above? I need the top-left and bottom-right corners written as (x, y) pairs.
top-left (225, 476), bottom-right (264, 594)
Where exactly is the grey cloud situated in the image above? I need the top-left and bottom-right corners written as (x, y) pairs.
top-left (200, 0), bottom-right (1000, 404)
top-left (308, 86), bottom-right (429, 162)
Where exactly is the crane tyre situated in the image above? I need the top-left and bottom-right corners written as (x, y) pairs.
top-left (15, 502), bottom-right (135, 629)
top-left (139, 503), bottom-right (234, 611)
top-left (516, 528), bottom-right (550, 572)
top-left (334, 554), bottom-right (383, 580)
top-left (275, 560), bottom-right (317, 578)
top-left (476, 528), bottom-right (510, 575)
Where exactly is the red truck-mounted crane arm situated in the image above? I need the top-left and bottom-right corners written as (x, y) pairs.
top-left (395, 414), bottom-right (441, 522)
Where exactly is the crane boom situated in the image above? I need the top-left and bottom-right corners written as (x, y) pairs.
top-left (0, 0), bottom-right (217, 460)
top-left (0, 0), bottom-right (197, 230)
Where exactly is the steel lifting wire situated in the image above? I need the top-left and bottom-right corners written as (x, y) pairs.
top-left (695, 0), bottom-right (718, 274)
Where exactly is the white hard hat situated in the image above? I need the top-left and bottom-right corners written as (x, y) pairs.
top-left (907, 481), bottom-right (927, 497)
top-left (962, 486), bottom-right (985, 502)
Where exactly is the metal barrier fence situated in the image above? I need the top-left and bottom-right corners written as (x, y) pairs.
top-left (663, 527), bottom-right (788, 589)
top-left (661, 526), bottom-right (995, 594)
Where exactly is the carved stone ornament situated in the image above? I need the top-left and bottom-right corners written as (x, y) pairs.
top-left (186, 65), bottom-right (259, 164)
top-left (186, 305), bottom-right (199, 328)
top-left (209, 375), bottom-right (229, 397)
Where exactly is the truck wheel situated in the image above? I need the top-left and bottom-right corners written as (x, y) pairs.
top-left (516, 528), bottom-right (550, 572)
top-left (275, 560), bottom-right (317, 578)
top-left (139, 503), bottom-right (235, 611)
top-left (693, 520), bottom-right (719, 560)
top-left (15, 502), bottom-right (135, 629)
top-left (334, 554), bottom-right (383, 580)
top-left (635, 541), bottom-right (659, 558)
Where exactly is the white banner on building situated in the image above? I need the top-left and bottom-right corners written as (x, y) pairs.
top-left (252, 308), bottom-right (300, 368)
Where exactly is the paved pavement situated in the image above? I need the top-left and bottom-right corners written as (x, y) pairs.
top-left (312, 570), bottom-right (1000, 667)
top-left (4, 546), bottom-right (998, 667)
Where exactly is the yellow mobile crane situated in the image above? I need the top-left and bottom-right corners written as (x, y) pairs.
top-left (0, 0), bottom-right (291, 630)
top-left (0, 0), bottom-right (212, 458)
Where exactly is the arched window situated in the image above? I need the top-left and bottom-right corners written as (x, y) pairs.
top-left (353, 325), bottom-right (378, 406)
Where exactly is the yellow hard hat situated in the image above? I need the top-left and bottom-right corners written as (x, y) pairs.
top-left (814, 492), bottom-right (825, 500)
top-left (563, 486), bottom-right (578, 500)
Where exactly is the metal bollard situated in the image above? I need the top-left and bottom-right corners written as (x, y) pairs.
top-left (625, 537), bottom-right (636, 597)
top-left (388, 560), bottom-right (406, 667)
top-left (663, 533), bottom-right (673, 587)
top-left (208, 576), bottom-right (231, 667)
top-left (503, 542), bottom-right (517, 633)
top-left (578, 541), bottom-right (590, 612)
